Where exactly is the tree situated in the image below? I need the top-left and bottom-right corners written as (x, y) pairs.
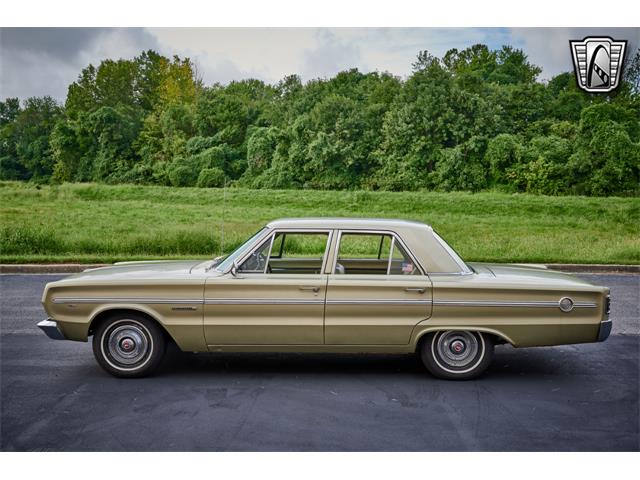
top-left (568, 103), bottom-right (640, 195)
top-left (1, 44), bottom-right (639, 196)
top-left (87, 106), bottom-right (142, 182)
top-left (11, 97), bottom-right (62, 180)
top-left (0, 98), bottom-right (24, 180)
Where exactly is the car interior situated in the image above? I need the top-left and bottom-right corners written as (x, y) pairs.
top-left (239, 231), bottom-right (418, 275)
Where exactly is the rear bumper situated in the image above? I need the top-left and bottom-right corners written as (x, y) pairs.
top-left (597, 319), bottom-right (612, 342)
top-left (37, 319), bottom-right (66, 340)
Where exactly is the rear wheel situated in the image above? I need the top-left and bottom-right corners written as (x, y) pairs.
top-left (92, 312), bottom-right (166, 378)
top-left (420, 330), bottom-right (494, 380)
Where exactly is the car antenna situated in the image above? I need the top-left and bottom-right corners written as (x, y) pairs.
top-left (208, 176), bottom-right (227, 272)
top-left (220, 175), bottom-right (227, 258)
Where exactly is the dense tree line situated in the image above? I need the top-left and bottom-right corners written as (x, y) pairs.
top-left (1, 45), bottom-right (639, 195)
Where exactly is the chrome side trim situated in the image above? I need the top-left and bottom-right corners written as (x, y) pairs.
top-left (428, 272), bottom-right (475, 276)
top-left (569, 302), bottom-right (598, 308)
top-left (326, 299), bottom-right (432, 306)
top-left (52, 297), bottom-right (597, 309)
top-left (433, 300), bottom-right (597, 308)
top-left (52, 297), bottom-right (202, 305)
top-left (205, 298), bottom-right (324, 305)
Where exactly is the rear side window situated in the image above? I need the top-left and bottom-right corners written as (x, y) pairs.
top-left (335, 232), bottom-right (419, 275)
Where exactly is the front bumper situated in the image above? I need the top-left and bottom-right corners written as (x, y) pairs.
top-left (37, 319), bottom-right (66, 340)
top-left (597, 319), bottom-right (612, 342)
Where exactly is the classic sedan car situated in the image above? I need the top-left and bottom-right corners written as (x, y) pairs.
top-left (38, 218), bottom-right (611, 379)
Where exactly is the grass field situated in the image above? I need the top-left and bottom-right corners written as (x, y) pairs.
top-left (1, 182), bottom-right (639, 264)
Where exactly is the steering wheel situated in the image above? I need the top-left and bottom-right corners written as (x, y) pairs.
top-left (241, 250), bottom-right (268, 272)
top-left (253, 250), bottom-right (267, 271)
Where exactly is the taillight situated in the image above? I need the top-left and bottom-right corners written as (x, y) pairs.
top-left (605, 295), bottom-right (611, 318)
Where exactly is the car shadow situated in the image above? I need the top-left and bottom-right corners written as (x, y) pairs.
top-left (151, 343), bottom-right (607, 379)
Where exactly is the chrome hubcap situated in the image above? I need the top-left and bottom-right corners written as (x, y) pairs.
top-left (107, 324), bottom-right (149, 365)
top-left (450, 339), bottom-right (466, 354)
top-left (436, 331), bottom-right (479, 368)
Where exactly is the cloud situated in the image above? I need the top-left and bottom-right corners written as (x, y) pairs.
top-left (2, 27), bottom-right (638, 102)
top-left (0, 28), bottom-right (159, 101)
top-left (301, 29), bottom-right (364, 79)
top-left (147, 28), bottom-right (318, 83)
top-left (1, 28), bottom-right (107, 60)
top-left (510, 28), bottom-right (640, 80)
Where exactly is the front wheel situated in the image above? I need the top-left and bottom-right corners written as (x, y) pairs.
top-left (420, 330), bottom-right (494, 380)
top-left (92, 313), bottom-right (166, 378)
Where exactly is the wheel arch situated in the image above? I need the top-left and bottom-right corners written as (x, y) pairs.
top-left (88, 306), bottom-right (173, 343)
top-left (413, 326), bottom-right (514, 352)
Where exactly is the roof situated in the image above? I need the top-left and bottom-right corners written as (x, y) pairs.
top-left (266, 217), bottom-right (432, 230)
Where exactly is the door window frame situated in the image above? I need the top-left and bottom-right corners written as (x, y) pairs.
top-left (236, 228), bottom-right (334, 275)
top-left (330, 229), bottom-right (426, 276)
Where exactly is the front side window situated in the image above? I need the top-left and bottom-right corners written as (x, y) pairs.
top-left (238, 237), bottom-right (272, 273)
top-left (335, 232), bottom-right (419, 275)
top-left (239, 231), bottom-right (330, 274)
top-left (216, 228), bottom-right (268, 272)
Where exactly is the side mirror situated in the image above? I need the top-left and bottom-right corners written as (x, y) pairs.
top-left (230, 260), bottom-right (239, 277)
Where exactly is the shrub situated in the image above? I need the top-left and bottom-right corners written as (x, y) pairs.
top-left (521, 157), bottom-right (567, 195)
top-left (484, 134), bottom-right (522, 184)
top-left (168, 162), bottom-right (198, 187)
top-left (245, 127), bottom-right (277, 177)
top-left (196, 167), bottom-right (225, 188)
top-left (185, 136), bottom-right (217, 155)
top-left (434, 137), bottom-right (488, 192)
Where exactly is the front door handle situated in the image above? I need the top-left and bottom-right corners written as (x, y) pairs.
top-left (404, 287), bottom-right (426, 294)
top-left (299, 286), bottom-right (320, 293)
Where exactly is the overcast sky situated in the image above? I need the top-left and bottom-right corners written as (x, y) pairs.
top-left (1, 27), bottom-right (638, 102)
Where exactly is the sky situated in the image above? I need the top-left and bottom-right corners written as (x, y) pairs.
top-left (1, 27), bottom-right (638, 102)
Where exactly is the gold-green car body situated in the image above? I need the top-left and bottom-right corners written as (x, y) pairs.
top-left (39, 218), bottom-right (611, 376)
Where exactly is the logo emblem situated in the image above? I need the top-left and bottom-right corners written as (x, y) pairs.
top-left (570, 37), bottom-right (627, 93)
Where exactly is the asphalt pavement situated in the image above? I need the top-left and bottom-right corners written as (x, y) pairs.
top-left (1, 273), bottom-right (638, 451)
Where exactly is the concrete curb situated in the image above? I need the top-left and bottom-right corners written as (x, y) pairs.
top-left (0, 264), bottom-right (108, 273)
top-left (544, 264), bottom-right (640, 274)
top-left (1, 263), bottom-right (638, 274)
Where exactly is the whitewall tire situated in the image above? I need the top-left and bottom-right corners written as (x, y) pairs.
top-left (92, 312), bottom-right (166, 378)
top-left (420, 330), bottom-right (494, 380)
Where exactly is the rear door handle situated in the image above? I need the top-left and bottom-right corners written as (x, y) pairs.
top-left (404, 287), bottom-right (426, 294)
top-left (299, 286), bottom-right (320, 293)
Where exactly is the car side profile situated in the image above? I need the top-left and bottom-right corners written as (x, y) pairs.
top-left (38, 218), bottom-right (611, 380)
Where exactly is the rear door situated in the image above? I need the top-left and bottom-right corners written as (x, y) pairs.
top-left (324, 231), bottom-right (432, 345)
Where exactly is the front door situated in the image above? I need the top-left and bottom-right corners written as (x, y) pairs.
top-left (324, 231), bottom-right (432, 345)
top-left (203, 230), bottom-right (331, 346)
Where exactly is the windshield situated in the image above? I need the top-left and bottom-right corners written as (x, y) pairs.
top-left (215, 228), bottom-right (268, 272)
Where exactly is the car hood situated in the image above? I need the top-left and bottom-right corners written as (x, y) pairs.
top-left (63, 260), bottom-right (206, 281)
top-left (468, 262), bottom-right (597, 287)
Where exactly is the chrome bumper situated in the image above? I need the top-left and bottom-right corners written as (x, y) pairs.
top-left (597, 319), bottom-right (612, 342)
top-left (37, 319), bottom-right (66, 340)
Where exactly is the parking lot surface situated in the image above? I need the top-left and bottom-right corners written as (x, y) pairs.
top-left (1, 273), bottom-right (638, 451)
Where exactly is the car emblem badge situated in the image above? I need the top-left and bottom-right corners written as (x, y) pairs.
top-left (570, 37), bottom-right (627, 93)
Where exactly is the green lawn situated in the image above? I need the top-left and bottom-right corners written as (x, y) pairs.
top-left (1, 182), bottom-right (638, 264)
